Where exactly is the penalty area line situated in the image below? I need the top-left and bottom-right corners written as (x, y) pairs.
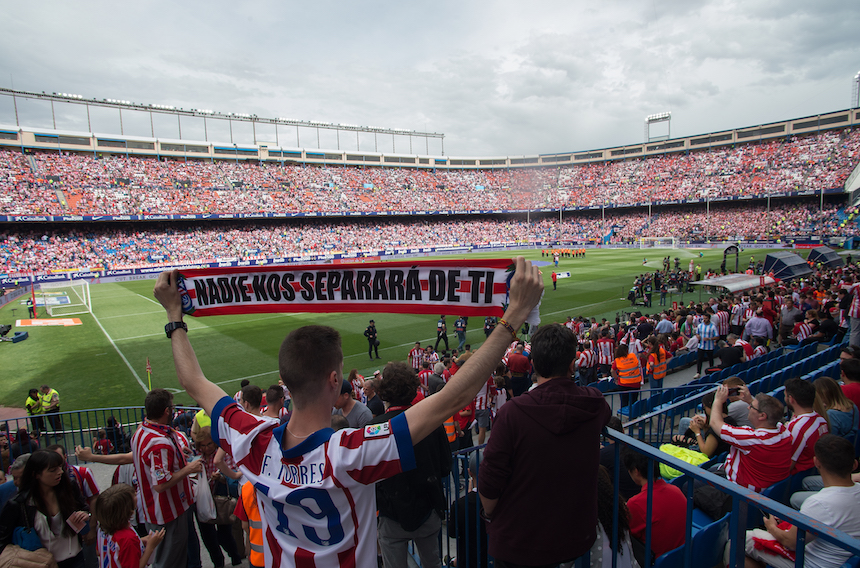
top-left (90, 309), bottom-right (149, 394)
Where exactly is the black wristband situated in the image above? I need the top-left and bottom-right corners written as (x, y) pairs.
top-left (165, 321), bottom-right (187, 338)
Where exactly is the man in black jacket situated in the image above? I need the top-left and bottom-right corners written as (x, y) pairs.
top-left (365, 319), bottom-right (380, 360)
top-left (371, 361), bottom-right (451, 568)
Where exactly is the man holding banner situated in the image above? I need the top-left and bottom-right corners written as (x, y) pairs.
top-left (152, 257), bottom-right (543, 567)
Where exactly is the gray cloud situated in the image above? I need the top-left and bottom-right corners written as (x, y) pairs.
top-left (0, 0), bottom-right (858, 156)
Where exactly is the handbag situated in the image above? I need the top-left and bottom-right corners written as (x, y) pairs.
top-left (12, 527), bottom-right (42, 553)
top-left (0, 545), bottom-right (58, 568)
top-left (210, 495), bottom-right (238, 525)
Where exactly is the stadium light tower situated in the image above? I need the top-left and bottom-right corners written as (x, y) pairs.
top-left (645, 112), bottom-right (672, 142)
top-left (853, 71), bottom-right (860, 109)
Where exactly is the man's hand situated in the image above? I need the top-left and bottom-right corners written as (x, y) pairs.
top-left (154, 269), bottom-right (185, 322)
top-left (75, 446), bottom-right (94, 461)
top-left (185, 459), bottom-right (205, 476)
top-left (714, 385), bottom-right (728, 406)
top-left (738, 385), bottom-right (753, 404)
top-left (154, 269), bottom-right (227, 416)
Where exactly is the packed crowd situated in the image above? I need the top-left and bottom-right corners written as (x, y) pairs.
top-left (1, 128), bottom-right (858, 216)
top-left (4, 258), bottom-right (860, 567)
top-left (1, 201), bottom-right (852, 272)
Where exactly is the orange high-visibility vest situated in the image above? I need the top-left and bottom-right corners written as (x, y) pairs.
top-left (615, 353), bottom-right (643, 387)
top-left (647, 347), bottom-right (668, 381)
top-left (241, 481), bottom-right (264, 567)
top-left (443, 416), bottom-right (457, 443)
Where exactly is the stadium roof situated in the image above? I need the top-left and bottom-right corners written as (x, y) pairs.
top-left (690, 274), bottom-right (776, 294)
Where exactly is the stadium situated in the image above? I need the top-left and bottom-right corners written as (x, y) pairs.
top-left (2, 48), bottom-right (860, 568)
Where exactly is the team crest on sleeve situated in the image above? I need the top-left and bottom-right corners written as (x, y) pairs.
top-left (364, 423), bottom-right (391, 438)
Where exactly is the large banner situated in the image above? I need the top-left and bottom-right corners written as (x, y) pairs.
top-left (177, 259), bottom-right (522, 318)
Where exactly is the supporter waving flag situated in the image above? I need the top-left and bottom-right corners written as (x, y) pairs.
top-left (175, 259), bottom-right (542, 323)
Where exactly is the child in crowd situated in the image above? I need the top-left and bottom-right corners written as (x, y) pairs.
top-left (93, 483), bottom-right (165, 568)
top-left (93, 429), bottom-right (114, 455)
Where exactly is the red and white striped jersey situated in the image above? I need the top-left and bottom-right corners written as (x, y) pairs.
top-left (131, 420), bottom-right (194, 525)
top-left (752, 345), bottom-right (767, 359)
top-left (417, 369), bottom-right (433, 394)
top-left (794, 322), bottom-right (813, 341)
top-left (96, 527), bottom-right (144, 568)
top-left (474, 378), bottom-right (496, 411)
top-left (730, 304), bottom-right (744, 326)
top-left (743, 308), bottom-right (755, 323)
top-left (68, 464), bottom-right (100, 500)
top-left (577, 349), bottom-right (596, 369)
top-left (734, 338), bottom-right (754, 359)
top-left (719, 422), bottom-right (792, 492)
top-left (596, 338), bottom-right (615, 365)
top-left (715, 311), bottom-right (730, 336)
top-left (212, 396), bottom-right (415, 568)
top-left (786, 412), bottom-right (828, 472)
top-left (408, 348), bottom-right (423, 369)
top-left (850, 284), bottom-right (860, 319)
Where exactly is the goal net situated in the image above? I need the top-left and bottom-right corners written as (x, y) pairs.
top-left (639, 237), bottom-right (677, 249)
top-left (38, 280), bottom-right (91, 317)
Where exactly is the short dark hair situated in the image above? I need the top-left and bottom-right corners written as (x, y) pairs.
top-left (814, 434), bottom-right (856, 477)
top-left (279, 326), bottom-right (342, 410)
top-left (93, 483), bottom-right (136, 535)
top-left (621, 445), bottom-right (659, 479)
top-left (144, 389), bottom-right (173, 420)
top-left (28, 389), bottom-right (38, 398)
top-left (784, 377), bottom-right (816, 408)
top-left (266, 385), bottom-right (285, 405)
top-left (240, 379), bottom-right (250, 389)
top-left (378, 361), bottom-right (420, 407)
top-left (530, 324), bottom-right (577, 378)
top-left (607, 416), bottom-right (623, 433)
top-left (755, 394), bottom-right (784, 427)
top-left (841, 358), bottom-right (860, 383)
top-left (241, 385), bottom-right (263, 409)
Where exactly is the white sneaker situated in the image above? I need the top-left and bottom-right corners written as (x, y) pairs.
top-left (693, 373), bottom-right (701, 379)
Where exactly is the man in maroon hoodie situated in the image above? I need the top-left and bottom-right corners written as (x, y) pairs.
top-left (479, 324), bottom-right (611, 567)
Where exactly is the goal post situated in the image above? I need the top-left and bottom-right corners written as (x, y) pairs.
top-left (37, 280), bottom-right (91, 317)
top-left (639, 237), bottom-right (677, 249)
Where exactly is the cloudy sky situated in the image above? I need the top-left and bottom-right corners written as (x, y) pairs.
top-left (1, 0), bottom-right (858, 157)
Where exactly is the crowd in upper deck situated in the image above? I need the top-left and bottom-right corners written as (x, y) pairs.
top-left (0, 128), bottom-right (858, 216)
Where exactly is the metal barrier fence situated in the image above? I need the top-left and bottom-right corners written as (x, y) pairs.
top-left (1, 405), bottom-right (201, 463)
top-left (446, 431), bottom-right (860, 568)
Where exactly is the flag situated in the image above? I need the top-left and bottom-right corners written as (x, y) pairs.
top-left (146, 357), bottom-right (152, 390)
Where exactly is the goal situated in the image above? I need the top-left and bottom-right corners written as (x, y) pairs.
top-left (639, 237), bottom-right (677, 249)
top-left (38, 280), bottom-right (91, 317)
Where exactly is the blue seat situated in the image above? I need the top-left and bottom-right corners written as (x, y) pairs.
top-left (840, 556), bottom-right (860, 568)
top-left (692, 512), bottom-right (731, 568)
top-left (653, 543), bottom-right (685, 568)
top-left (618, 398), bottom-right (648, 420)
top-left (746, 476), bottom-right (792, 529)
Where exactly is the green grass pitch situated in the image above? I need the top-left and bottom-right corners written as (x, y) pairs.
top-left (0, 247), bottom-right (790, 410)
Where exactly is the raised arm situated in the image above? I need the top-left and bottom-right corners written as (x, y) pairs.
top-left (153, 270), bottom-right (227, 416)
top-left (404, 257), bottom-right (543, 445)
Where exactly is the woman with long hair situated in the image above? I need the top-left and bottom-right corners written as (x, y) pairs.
top-left (590, 465), bottom-right (638, 567)
top-left (0, 449), bottom-right (89, 567)
top-left (814, 377), bottom-right (859, 441)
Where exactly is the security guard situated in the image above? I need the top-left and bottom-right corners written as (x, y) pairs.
top-left (40, 384), bottom-right (61, 437)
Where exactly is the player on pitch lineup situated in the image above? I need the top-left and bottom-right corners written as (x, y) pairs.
top-left (153, 257), bottom-right (543, 567)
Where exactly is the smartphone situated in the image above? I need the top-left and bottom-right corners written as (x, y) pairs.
top-left (728, 387), bottom-right (740, 396)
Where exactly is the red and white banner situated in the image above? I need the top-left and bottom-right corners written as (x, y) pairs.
top-left (177, 259), bottom-right (520, 317)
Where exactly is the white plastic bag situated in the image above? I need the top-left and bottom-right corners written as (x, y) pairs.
top-left (195, 465), bottom-right (216, 522)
